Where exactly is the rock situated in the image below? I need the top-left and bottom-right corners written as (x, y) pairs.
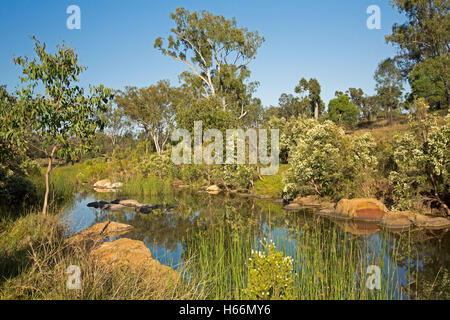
top-left (139, 205), bottom-right (161, 214)
top-left (382, 212), bottom-right (413, 232)
top-left (316, 208), bottom-right (352, 220)
top-left (93, 179), bottom-right (112, 188)
top-left (94, 188), bottom-right (117, 193)
top-left (412, 214), bottom-right (450, 230)
top-left (206, 185), bottom-right (221, 194)
top-left (335, 198), bottom-right (388, 221)
top-left (111, 199), bottom-right (143, 208)
top-left (67, 221), bottom-right (133, 245)
top-left (111, 182), bottom-right (123, 188)
top-left (102, 204), bottom-right (128, 212)
top-left (293, 195), bottom-right (322, 207)
top-left (90, 238), bottom-right (179, 285)
top-left (87, 200), bottom-right (110, 209)
top-left (93, 179), bottom-right (123, 191)
top-left (283, 202), bottom-right (306, 211)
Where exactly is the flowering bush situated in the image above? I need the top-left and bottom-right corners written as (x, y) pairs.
top-left (267, 116), bottom-right (316, 163)
top-left (242, 239), bottom-right (295, 300)
top-left (389, 99), bottom-right (449, 213)
top-left (211, 164), bottom-right (259, 190)
top-left (283, 120), bottom-right (378, 200)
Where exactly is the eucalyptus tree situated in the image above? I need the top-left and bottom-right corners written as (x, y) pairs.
top-left (14, 38), bottom-right (112, 215)
top-left (278, 93), bottom-right (307, 119)
top-left (409, 55), bottom-right (450, 110)
top-left (115, 80), bottom-right (179, 155)
top-left (0, 85), bottom-right (28, 174)
top-left (386, 0), bottom-right (449, 74)
top-left (104, 102), bottom-right (129, 148)
top-left (154, 7), bottom-right (264, 120)
top-left (295, 78), bottom-right (324, 120)
top-left (386, 0), bottom-right (449, 109)
top-left (374, 58), bottom-right (404, 125)
top-left (327, 94), bottom-right (360, 127)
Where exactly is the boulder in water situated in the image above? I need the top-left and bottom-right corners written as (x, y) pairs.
top-left (335, 198), bottom-right (388, 221)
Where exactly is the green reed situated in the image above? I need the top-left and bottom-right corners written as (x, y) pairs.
top-left (182, 218), bottom-right (410, 300)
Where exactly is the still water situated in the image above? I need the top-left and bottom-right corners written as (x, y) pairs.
top-left (60, 189), bottom-right (450, 299)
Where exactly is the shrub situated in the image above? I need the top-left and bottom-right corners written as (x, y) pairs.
top-left (267, 116), bottom-right (316, 163)
top-left (242, 239), bottom-right (295, 300)
top-left (0, 172), bottom-right (37, 214)
top-left (389, 99), bottom-right (449, 213)
top-left (283, 120), bottom-right (377, 200)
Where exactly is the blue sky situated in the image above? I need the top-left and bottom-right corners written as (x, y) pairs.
top-left (1, 0), bottom-right (406, 106)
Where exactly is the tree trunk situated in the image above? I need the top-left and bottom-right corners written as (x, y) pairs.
top-left (42, 146), bottom-right (57, 215)
top-left (389, 105), bottom-right (393, 125)
top-left (314, 101), bottom-right (319, 120)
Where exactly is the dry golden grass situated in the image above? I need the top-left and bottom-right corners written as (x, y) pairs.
top-left (0, 212), bottom-right (205, 300)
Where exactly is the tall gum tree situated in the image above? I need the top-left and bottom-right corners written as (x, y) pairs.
top-left (386, 0), bottom-right (449, 109)
top-left (374, 58), bottom-right (404, 125)
top-left (295, 78), bottom-right (324, 120)
top-left (14, 38), bottom-right (112, 215)
top-left (115, 80), bottom-right (179, 155)
top-left (154, 7), bottom-right (264, 120)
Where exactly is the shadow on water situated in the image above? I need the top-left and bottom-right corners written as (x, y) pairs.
top-left (60, 189), bottom-right (450, 299)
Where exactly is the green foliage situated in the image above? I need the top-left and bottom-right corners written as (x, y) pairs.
top-left (213, 164), bottom-right (259, 191)
top-left (327, 94), bottom-right (360, 127)
top-left (115, 80), bottom-right (179, 154)
top-left (138, 152), bottom-right (177, 180)
top-left (242, 239), bottom-right (295, 300)
top-left (266, 116), bottom-right (317, 163)
top-left (409, 55), bottom-right (449, 110)
top-left (277, 93), bottom-right (308, 119)
top-left (386, 0), bottom-right (449, 75)
top-left (175, 97), bottom-right (235, 133)
top-left (389, 99), bottom-right (449, 213)
top-left (13, 38), bottom-right (112, 214)
top-left (14, 38), bottom-right (112, 161)
top-left (254, 164), bottom-right (288, 198)
top-left (0, 172), bottom-right (37, 214)
top-left (374, 58), bottom-right (404, 124)
top-left (283, 120), bottom-right (378, 200)
top-left (154, 7), bottom-right (264, 120)
top-left (295, 78), bottom-right (325, 119)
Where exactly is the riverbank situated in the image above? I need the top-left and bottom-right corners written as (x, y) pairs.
top-left (0, 211), bottom-right (203, 299)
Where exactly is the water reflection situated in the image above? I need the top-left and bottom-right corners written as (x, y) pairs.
top-left (60, 190), bottom-right (450, 299)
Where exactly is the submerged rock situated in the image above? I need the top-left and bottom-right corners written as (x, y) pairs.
top-left (111, 199), bottom-right (143, 208)
top-left (87, 200), bottom-right (110, 209)
top-left (412, 214), bottom-right (450, 230)
top-left (139, 205), bottom-right (161, 214)
top-left (382, 212), bottom-right (413, 232)
top-left (102, 203), bottom-right (128, 211)
top-left (335, 198), bottom-right (388, 221)
top-left (292, 195), bottom-right (323, 207)
top-left (283, 202), bottom-right (306, 211)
